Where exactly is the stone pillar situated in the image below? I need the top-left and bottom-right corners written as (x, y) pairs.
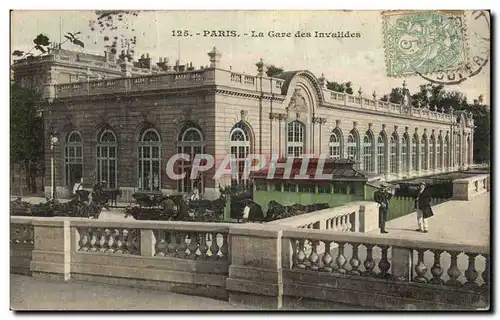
top-left (391, 247), bottom-right (412, 281)
top-left (226, 224), bottom-right (284, 309)
top-left (208, 47), bottom-right (222, 68)
top-left (30, 218), bottom-right (71, 281)
top-left (469, 132), bottom-right (474, 166)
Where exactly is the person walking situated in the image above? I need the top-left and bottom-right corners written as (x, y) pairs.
top-left (414, 182), bottom-right (434, 233)
top-left (374, 183), bottom-right (392, 234)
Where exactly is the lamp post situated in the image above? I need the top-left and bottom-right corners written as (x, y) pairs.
top-left (50, 135), bottom-right (59, 200)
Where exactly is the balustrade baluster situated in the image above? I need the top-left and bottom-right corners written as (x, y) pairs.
top-left (99, 229), bottom-right (107, 252)
top-left (187, 233), bottom-right (198, 259)
top-left (429, 249), bottom-right (444, 285)
top-left (413, 249), bottom-right (428, 283)
top-left (349, 243), bottom-right (361, 275)
top-left (363, 244), bottom-right (376, 276)
top-left (332, 217), bottom-right (338, 232)
top-left (107, 229), bottom-right (117, 253)
top-left (115, 229), bottom-right (125, 254)
top-left (209, 232), bottom-right (220, 260)
top-left (177, 232), bottom-right (188, 259)
top-left (220, 233), bottom-right (229, 260)
top-left (90, 229), bottom-right (98, 252)
top-left (378, 246), bottom-right (391, 279)
top-left (296, 239), bottom-right (307, 269)
top-left (464, 253), bottom-right (479, 288)
top-left (167, 232), bottom-right (178, 256)
top-left (308, 240), bottom-right (320, 271)
top-left (446, 251), bottom-right (462, 286)
top-left (482, 254), bottom-right (490, 289)
top-left (336, 242), bottom-right (347, 274)
top-left (198, 232), bottom-right (209, 259)
top-left (321, 241), bottom-right (333, 272)
top-left (346, 214), bottom-right (352, 232)
top-left (154, 231), bottom-right (167, 256)
top-left (79, 228), bottom-right (89, 251)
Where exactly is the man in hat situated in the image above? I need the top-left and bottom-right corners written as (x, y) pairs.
top-left (414, 181), bottom-right (434, 233)
top-left (374, 182), bottom-right (393, 234)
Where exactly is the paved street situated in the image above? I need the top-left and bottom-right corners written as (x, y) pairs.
top-left (10, 274), bottom-right (245, 311)
top-left (370, 192), bottom-right (490, 247)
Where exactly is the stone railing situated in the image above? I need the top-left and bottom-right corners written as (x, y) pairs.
top-left (452, 174), bottom-right (490, 200)
top-left (277, 228), bottom-right (489, 309)
top-left (322, 90), bottom-right (454, 123)
top-left (267, 201), bottom-right (379, 233)
top-left (11, 204), bottom-right (490, 310)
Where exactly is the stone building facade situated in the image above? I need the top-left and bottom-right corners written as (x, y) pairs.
top-left (15, 47), bottom-right (474, 201)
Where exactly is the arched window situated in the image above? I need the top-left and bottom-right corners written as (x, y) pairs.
top-left (286, 121), bottom-right (305, 157)
top-left (347, 131), bottom-right (358, 160)
top-left (390, 133), bottom-right (398, 174)
top-left (177, 124), bottom-right (205, 193)
top-left (401, 134), bottom-right (409, 172)
top-left (455, 132), bottom-right (461, 166)
top-left (363, 132), bottom-right (374, 172)
top-left (329, 130), bottom-right (342, 159)
top-left (411, 134), bottom-right (418, 171)
top-left (65, 131), bottom-right (83, 188)
top-left (376, 134), bottom-right (386, 174)
top-left (429, 134), bottom-right (436, 170)
top-left (97, 130), bottom-right (117, 189)
top-left (138, 129), bottom-right (161, 191)
top-left (444, 135), bottom-right (449, 167)
top-left (420, 135), bottom-right (428, 170)
top-left (437, 135), bottom-right (443, 168)
top-left (230, 122), bottom-right (251, 185)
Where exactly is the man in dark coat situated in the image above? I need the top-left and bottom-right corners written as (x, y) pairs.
top-left (414, 182), bottom-right (434, 233)
top-left (374, 183), bottom-right (392, 234)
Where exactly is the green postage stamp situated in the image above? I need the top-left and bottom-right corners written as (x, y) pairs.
top-left (383, 11), bottom-right (468, 77)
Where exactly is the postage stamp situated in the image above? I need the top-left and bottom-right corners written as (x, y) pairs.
top-left (383, 11), bottom-right (468, 77)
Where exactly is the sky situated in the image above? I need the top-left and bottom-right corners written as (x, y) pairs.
top-left (10, 10), bottom-right (490, 104)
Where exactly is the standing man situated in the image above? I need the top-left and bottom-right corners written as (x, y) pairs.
top-left (415, 182), bottom-right (434, 233)
top-left (374, 183), bottom-right (392, 234)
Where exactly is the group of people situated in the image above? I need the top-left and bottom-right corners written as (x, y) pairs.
top-left (374, 181), bottom-right (434, 234)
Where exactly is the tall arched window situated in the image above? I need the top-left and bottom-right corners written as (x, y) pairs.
top-left (444, 135), bottom-right (449, 167)
top-left (329, 129), bottom-right (342, 159)
top-left (230, 122), bottom-right (251, 185)
top-left (429, 134), bottom-right (436, 170)
top-left (363, 132), bottom-right (374, 172)
top-left (177, 124), bottom-right (205, 193)
top-left (376, 133), bottom-right (386, 174)
top-left (390, 133), bottom-right (398, 174)
top-left (411, 134), bottom-right (418, 171)
top-left (401, 134), bottom-right (409, 173)
top-left (455, 132), bottom-right (461, 166)
top-left (347, 131), bottom-right (358, 160)
top-left (437, 135), bottom-right (443, 168)
top-left (65, 131), bottom-right (83, 188)
top-left (420, 135), bottom-right (428, 170)
top-left (97, 130), bottom-right (117, 189)
top-left (138, 129), bottom-right (161, 192)
top-left (287, 121), bottom-right (305, 157)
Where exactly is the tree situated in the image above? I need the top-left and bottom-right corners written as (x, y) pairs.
top-left (326, 81), bottom-right (354, 94)
top-left (380, 87), bottom-right (405, 104)
top-left (10, 84), bottom-right (44, 193)
top-left (266, 65), bottom-right (284, 77)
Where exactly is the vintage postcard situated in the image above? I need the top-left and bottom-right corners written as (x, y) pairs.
top-left (10, 10), bottom-right (490, 311)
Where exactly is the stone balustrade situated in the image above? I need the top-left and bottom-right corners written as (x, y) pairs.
top-left (267, 201), bottom-right (379, 233)
top-left (452, 174), bottom-right (490, 200)
top-left (50, 66), bottom-right (453, 124)
top-left (10, 214), bottom-right (490, 309)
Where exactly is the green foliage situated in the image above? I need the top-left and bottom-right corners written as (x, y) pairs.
top-left (326, 81), bottom-right (354, 94)
top-left (380, 87), bottom-right (405, 104)
top-left (266, 65), bottom-right (284, 77)
top-left (10, 84), bottom-right (44, 163)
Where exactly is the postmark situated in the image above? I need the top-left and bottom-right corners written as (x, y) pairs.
top-left (416, 10), bottom-right (490, 85)
top-left (383, 11), bottom-right (468, 77)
